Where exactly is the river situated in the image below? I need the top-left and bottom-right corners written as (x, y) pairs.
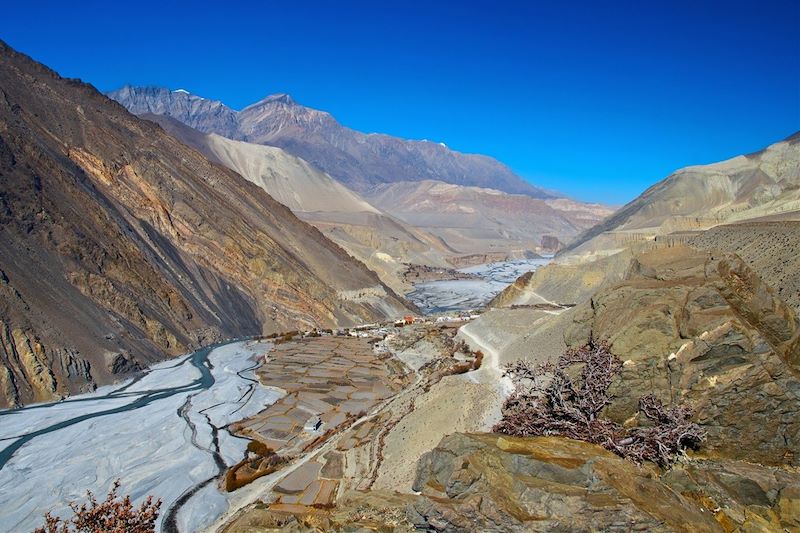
top-left (0, 258), bottom-right (548, 532)
top-left (406, 257), bottom-right (550, 314)
top-left (0, 339), bottom-right (281, 533)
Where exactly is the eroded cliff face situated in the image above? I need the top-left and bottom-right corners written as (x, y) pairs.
top-left (688, 221), bottom-right (800, 314)
top-left (0, 41), bottom-right (411, 407)
top-left (562, 246), bottom-right (800, 466)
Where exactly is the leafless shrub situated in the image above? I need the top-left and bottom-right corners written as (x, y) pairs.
top-left (493, 342), bottom-right (704, 466)
top-left (35, 479), bottom-right (161, 533)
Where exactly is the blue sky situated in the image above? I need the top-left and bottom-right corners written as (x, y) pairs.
top-left (2, 1), bottom-right (798, 204)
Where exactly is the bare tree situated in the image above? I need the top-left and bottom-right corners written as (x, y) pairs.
top-left (494, 343), bottom-right (704, 466)
top-left (34, 480), bottom-right (161, 533)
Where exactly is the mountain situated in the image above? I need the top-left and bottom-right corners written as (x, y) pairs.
top-left (143, 114), bottom-right (380, 214)
top-left (491, 134), bottom-right (800, 310)
top-left (0, 41), bottom-right (411, 407)
top-left (364, 180), bottom-right (614, 256)
top-left (107, 86), bottom-right (241, 139)
top-left (112, 87), bottom-right (616, 271)
top-left (561, 133), bottom-right (800, 257)
top-left (144, 114), bottom-right (612, 290)
top-left (108, 86), bottom-right (553, 197)
top-left (143, 114), bottom-right (453, 294)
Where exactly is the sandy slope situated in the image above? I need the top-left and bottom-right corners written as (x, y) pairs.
top-left (202, 134), bottom-right (380, 214)
top-left (460, 307), bottom-right (569, 366)
top-left (365, 179), bottom-right (614, 255)
top-left (562, 132), bottom-right (800, 257)
top-left (372, 374), bottom-right (495, 492)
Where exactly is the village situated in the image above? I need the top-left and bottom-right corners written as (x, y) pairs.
top-left (210, 308), bottom-right (491, 528)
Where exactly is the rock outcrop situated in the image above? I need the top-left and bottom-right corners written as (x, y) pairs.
top-left (0, 41), bottom-right (411, 407)
top-left (562, 246), bottom-right (800, 467)
top-left (407, 433), bottom-right (800, 532)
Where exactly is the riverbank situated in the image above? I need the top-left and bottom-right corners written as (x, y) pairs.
top-left (0, 258), bottom-right (546, 532)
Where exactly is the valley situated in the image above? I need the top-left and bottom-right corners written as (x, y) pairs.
top-left (0, 250), bottom-right (545, 532)
top-left (0, 9), bottom-right (798, 532)
top-left (0, 307), bottom-right (504, 532)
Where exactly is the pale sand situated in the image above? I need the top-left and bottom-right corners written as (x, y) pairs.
top-left (372, 374), bottom-right (495, 492)
top-left (373, 319), bottom-right (516, 492)
top-left (459, 307), bottom-right (569, 366)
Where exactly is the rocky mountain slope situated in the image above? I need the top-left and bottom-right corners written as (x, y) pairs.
top-left (143, 114), bottom-right (453, 293)
top-left (0, 41), bottom-right (412, 407)
top-left (493, 135), bottom-right (800, 309)
top-left (561, 133), bottom-right (800, 257)
top-left (108, 86), bottom-right (552, 197)
top-left (365, 179), bottom-right (613, 256)
top-left (447, 137), bottom-right (800, 529)
top-left (426, 243), bottom-right (800, 531)
top-left (112, 88), bottom-right (615, 270)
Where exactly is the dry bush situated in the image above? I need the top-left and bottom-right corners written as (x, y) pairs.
top-left (445, 361), bottom-right (474, 376)
top-left (472, 350), bottom-right (484, 370)
top-left (493, 342), bottom-right (704, 466)
top-left (35, 480), bottom-right (161, 533)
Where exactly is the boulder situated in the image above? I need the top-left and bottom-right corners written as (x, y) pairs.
top-left (662, 459), bottom-right (800, 531)
top-left (408, 433), bottom-right (722, 532)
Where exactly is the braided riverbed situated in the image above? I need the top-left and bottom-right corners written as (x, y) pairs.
top-left (0, 340), bottom-right (281, 533)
